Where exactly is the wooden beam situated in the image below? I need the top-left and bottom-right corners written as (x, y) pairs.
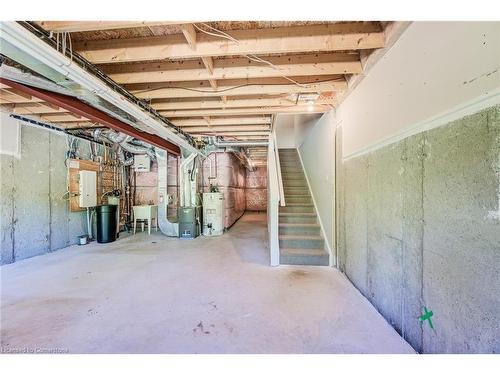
top-left (0, 89), bottom-right (44, 104)
top-left (40, 113), bottom-right (84, 122)
top-left (172, 116), bottom-right (271, 126)
top-left (151, 97), bottom-right (303, 110)
top-left (229, 135), bottom-right (269, 140)
top-left (103, 53), bottom-right (361, 84)
top-left (36, 21), bottom-right (183, 33)
top-left (159, 104), bottom-right (334, 117)
top-left (12, 103), bottom-right (69, 115)
top-left (201, 57), bottom-right (214, 74)
top-left (74, 22), bottom-right (384, 64)
top-left (131, 79), bottom-right (346, 99)
top-left (4, 88), bottom-right (32, 101)
top-left (209, 80), bottom-right (218, 89)
top-left (181, 24), bottom-right (197, 49)
top-left (189, 130), bottom-right (270, 136)
top-left (184, 125), bottom-right (270, 132)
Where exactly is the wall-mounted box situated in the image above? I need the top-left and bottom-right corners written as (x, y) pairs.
top-left (134, 154), bottom-right (151, 172)
top-left (79, 170), bottom-right (97, 208)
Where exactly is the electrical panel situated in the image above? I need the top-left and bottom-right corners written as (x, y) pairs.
top-left (79, 170), bottom-right (97, 208)
top-left (203, 193), bottom-right (224, 236)
top-left (134, 154), bottom-right (151, 172)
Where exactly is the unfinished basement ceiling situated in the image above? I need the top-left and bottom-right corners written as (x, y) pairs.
top-left (25, 21), bottom-right (388, 142)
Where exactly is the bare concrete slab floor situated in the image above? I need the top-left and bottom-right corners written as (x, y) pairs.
top-left (1, 213), bottom-right (415, 354)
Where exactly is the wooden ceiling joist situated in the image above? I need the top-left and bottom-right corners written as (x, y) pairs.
top-left (73, 23), bottom-right (384, 64)
top-left (151, 97), bottom-right (308, 111)
top-left (40, 113), bottom-right (84, 122)
top-left (36, 21), bottom-right (182, 33)
top-left (189, 130), bottom-right (270, 136)
top-left (183, 125), bottom-right (270, 133)
top-left (11, 102), bottom-right (70, 115)
top-left (171, 116), bottom-right (271, 127)
top-left (159, 104), bottom-right (334, 117)
top-left (0, 89), bottom-right (44, 104)
top-left (131, 80), bottom-right (346, 99)
top-left (103, 53), bottom-right (361, 84)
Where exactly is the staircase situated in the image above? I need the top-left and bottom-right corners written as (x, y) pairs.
top-left (278, 148), bottom-right (329, 266)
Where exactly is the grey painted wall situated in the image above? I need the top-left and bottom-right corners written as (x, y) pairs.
top-left (1, 122), bottom-right (91, 265)
top-left (337, 105), bottom-right (500, 353)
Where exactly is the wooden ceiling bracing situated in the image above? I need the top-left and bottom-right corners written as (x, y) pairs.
top-left (15, 21), bottom-right (388, 142)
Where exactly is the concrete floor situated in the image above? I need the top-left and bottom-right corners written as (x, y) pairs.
top-left (1, 212), bottom-right (414, 354)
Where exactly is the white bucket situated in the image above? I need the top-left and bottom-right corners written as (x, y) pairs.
top-left (79, 235), bottom-right (88, 245)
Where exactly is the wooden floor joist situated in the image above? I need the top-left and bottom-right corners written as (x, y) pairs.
top-left (131, 80), bottom-right (346, 99)
top-left (171, 116), bottom-right (272, 127)
top-left (73, 23), bottom-right (384, 64)
top-left (159, 103), bottom-right (334, 117)
top-left (102, 53), bottom-right (362, 84)
top-left (26, 21), bottom-right (390, 142)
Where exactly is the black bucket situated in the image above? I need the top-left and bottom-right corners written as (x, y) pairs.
top-left (96, 205), bottom-right (117, 244)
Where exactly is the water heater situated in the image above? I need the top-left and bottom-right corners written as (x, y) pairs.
top-left (203, 192), bottom-right (224, 236)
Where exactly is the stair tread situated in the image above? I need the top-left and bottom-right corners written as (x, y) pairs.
top-left (280, 247), bottom-right (328, 256)
top-left (279, 234), bottom-right (323, 240)
top-left (279, 223), bottom-right (320, 228)
top-left (282, 203), bottom-right (314, 206)
top-left (279, 213), bottom-right (316, 217)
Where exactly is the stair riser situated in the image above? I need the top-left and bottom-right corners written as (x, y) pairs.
top-left (279, 238), bottom-right (324, 249)
top-left (280, 206), bottom-right (314, 213)
top-left (282, 180), bottom-right (307, 187)
top-left (280, 160), bottom-right (301, 168)
top-left (281, 176), bottom-right (306, 182)
top-left (284, 188), bottom-right (309, 194)
top-left (280, 254), bottom-right (329, 266)
top-left (279, 226), bottom-right (320, 235)
top-left (285, 196), bottom-right (312, 204)
top-left (279, 216), bottom-right (317, 224)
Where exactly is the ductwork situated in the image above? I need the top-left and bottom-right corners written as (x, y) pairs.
top-left (92, 129), bottom-right (156, 164)
top-left (106, 131), bottom-right (128, 144)
top-left (120, 136), bottom-right (156, 160)
top-left (0, 22), bottom-right (199, 156)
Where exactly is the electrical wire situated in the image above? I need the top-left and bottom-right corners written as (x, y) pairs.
top-left (134, 76), bottom-right (345, 96)
top-left (193, 23), bottom-right (308, 88)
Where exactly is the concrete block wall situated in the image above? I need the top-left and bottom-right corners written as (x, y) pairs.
top-left (1, 124), bottom-right (91, 265)
top-left (337, 105), bottom-right (500, 353)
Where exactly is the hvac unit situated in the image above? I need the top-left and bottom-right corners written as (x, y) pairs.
top-left (202, 192), bottom-right (224, 236)
top-left (178, 206), bottom-right (201, 239)
top-left (78, 170), bottom-right (97, 208)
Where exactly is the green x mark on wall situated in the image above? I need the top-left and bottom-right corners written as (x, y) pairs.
top-left (419, 307), bottom-right (434, 329)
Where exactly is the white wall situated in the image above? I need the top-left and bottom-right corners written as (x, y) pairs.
top-left (298, 111), bottom-right (335, 257)
top-left (0, 111), bottom-right (21, 158)
top-left (275, 113), bottom-right (322, 149)
top-left (275, 115), bottom-right (295, 149)
top-left (337, 21), bottom-right (500, 158)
